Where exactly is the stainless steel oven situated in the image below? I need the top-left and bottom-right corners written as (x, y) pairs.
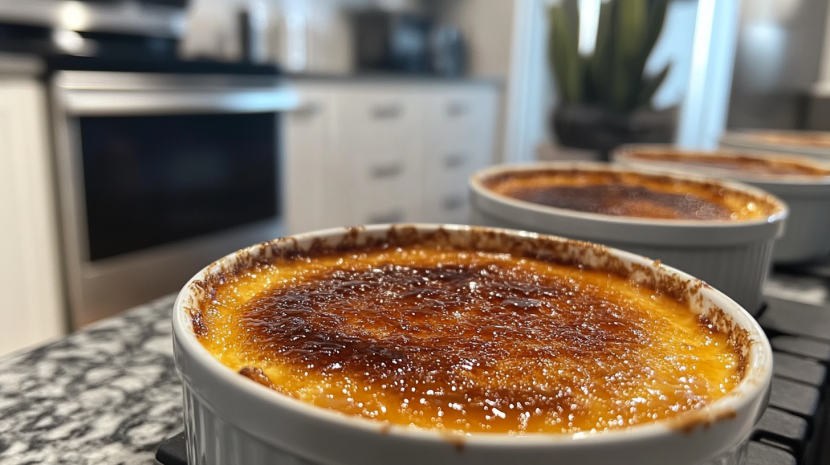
top-left (51, 70), bottom-right (298, 328)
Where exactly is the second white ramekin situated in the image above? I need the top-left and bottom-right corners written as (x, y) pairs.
top-left (469, 163), bottom-right (788, 314)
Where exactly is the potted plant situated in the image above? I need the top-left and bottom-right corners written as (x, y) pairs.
top-left (548, 0), bottom-right (675, 160)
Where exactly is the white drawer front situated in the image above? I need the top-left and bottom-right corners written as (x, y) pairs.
top-left (337, 90), bottom-right (423, 166)
top-left (423, 87), bottom-right (498, 224)
top-left (355, 177), bottom-right (420, 224)
top-left (285, 95), bottom-right (330, 234)
top-left (427, 92), bottom-right (479, 141)
top-left (423, 186), bottom-right (470, 224)
top-left (425, 88), bottom-right (497, 171)
top-left (334, 89), bottom-right (426, 225)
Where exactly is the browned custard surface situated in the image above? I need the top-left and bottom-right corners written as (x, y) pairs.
top-left (485, 169), bottom-right (778, 221)
top-left (749, 131), bottom-right (830, 149)
top-left (196, 244), bottom-right (743, 435)
top-left (626, 151), bottom-right (830, 178)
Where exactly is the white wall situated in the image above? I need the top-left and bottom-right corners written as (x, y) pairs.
top-left (676, 0), bottom-right (741, 149)
top-left (502, 0), bottom-right (552, 163)
top-left (434, 0), bottom-right (515, 162)
top-left (180, 0), bottom-right (358, 73)
top-left (435, 0), bottom-right (515, 80)
top-left (180, 0), bottom-right (451, 73)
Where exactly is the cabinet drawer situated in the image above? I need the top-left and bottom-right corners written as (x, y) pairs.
top-left (425, 188), bottom-right (470, 224)
top-left (355, 180), bottom-right (419, 224)
top-left (425, 92), bottom-right (481, 146)
top-left (355, 164), bottom-right (421, 224)
top-left (428, 149), bottom-right (474, 185)
top-left (336, 90), bottom-right (423, 165)
top-left (359, 205), bottom-right (410, 225)
top-left (424, 87), bottom-right (497, 173)
top-left (421, 87), bottom-right (498, 224)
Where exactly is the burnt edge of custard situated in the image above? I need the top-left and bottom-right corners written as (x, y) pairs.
top-left (184, 226), bottom-right (751, 427)
top-left (623, 151), bottom-right (830, 178)
top-left (480, 168), bottom-right (783, 219)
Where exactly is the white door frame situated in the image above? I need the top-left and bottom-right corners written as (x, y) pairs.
top-left (503, 0), bottom-right (551, 163)
top-left (676, 0), bottom-right (741, 149)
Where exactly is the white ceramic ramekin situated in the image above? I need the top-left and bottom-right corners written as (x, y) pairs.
top-left (613, 145), bottom-right (830, 264)
top-left (469, 163), bottom-right (788, 313)
top-left (173, 224), bottom-right (772, 465)
top-left (721, 129), bottom-right (830, 162)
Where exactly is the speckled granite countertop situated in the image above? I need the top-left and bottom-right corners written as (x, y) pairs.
top-left (0, 272), bottom-right (827, 465)
top-left (0, 295), bottom-right (181, 465)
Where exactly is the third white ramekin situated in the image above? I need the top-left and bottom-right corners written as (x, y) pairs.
top-left (613, 145), bottom-right (830, 264)
top-left (721, 129), bottom-right (830, 162)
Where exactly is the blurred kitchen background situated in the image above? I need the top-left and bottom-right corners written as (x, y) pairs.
top-left (0, 0), bottom-right (827, 357)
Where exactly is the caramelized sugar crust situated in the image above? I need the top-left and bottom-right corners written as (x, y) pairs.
top-left (483, 169), bottom-right (780, 221)
top-left (748, 131), bottom-right (830, 149)
top-left (197, 243), bottom-right (743, 435)
top-left (624, 151), bottom-right (830, 178)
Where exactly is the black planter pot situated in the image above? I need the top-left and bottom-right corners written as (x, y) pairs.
top-left (552, 104), bottom-right (677, 161)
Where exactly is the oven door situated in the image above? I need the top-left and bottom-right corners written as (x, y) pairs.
top-left (52, 71), bottom-right (299, 328)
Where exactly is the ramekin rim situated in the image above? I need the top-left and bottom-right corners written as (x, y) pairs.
top-left (468, 162), bottom-right (788, 228)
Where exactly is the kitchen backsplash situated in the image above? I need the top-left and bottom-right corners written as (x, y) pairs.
top-left (180, 0), bottom-right (426, 73)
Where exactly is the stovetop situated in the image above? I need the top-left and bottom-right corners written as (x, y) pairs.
top-left (0, 21), bottom-right (281, 76)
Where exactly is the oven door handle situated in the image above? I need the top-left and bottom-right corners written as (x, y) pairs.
top-left (61, 87), bottom-right (301, 116)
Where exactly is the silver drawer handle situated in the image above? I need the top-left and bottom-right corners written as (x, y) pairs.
top-left (367, 209), bottom-right (405, 224)
top-left (372, 104), bottom-right (403, 119)
top-left (446, 101), bottom-right (468, 117)
top-left (442, 194), bottom-right (465, 211)
top-left (370, 163), bottom-right (404, 179)
top-left (443, 153), bottom-right (467, 169)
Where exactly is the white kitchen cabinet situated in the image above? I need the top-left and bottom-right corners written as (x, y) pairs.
top-left (0, 78), bottom-right (66, 356)
top-left (334, 89), bottom-right (425, 225)
top-left (422, 87), bottom-right (498, 224)
top-left (284, 80), bottom-right (500, 234)
top-left (284, 89), bottom-right (332, 234)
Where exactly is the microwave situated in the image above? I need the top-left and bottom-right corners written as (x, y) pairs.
top-left (353, 11), bottom-right (433, 74)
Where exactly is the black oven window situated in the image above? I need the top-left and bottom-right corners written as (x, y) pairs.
top-left (80, 112), bottom-right (279, 262)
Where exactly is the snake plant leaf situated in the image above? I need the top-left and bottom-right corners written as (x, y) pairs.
top-left (625, 0), bottom-right (668, 111)
top-left (547, 0), bottom-right (670, 113)
top-left (644, 0), bottom-right (668, 58)
top-left (612, 0), bottom-right (649, 112)
top-left (580, 55), bottom-right (597, 102)
top-left (549, 4), bottom-right (582, 103)
top-left (588, 1), bottom-right (614, 105)
top-left (629, 0), bottom-right (668, 111)
top-left (636, 63), bottom-right (671, 109)
top-left (562, 0), bottom-right (580, 31)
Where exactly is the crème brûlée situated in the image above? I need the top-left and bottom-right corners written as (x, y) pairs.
top-left (483, 169), bottom-right (781, 221)
top-left (621, 150), bottom-right (830, 179)
top-left (746, 130), bottom-right (830, 149)
top-left (193, 237), bottom-right (746, 435)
